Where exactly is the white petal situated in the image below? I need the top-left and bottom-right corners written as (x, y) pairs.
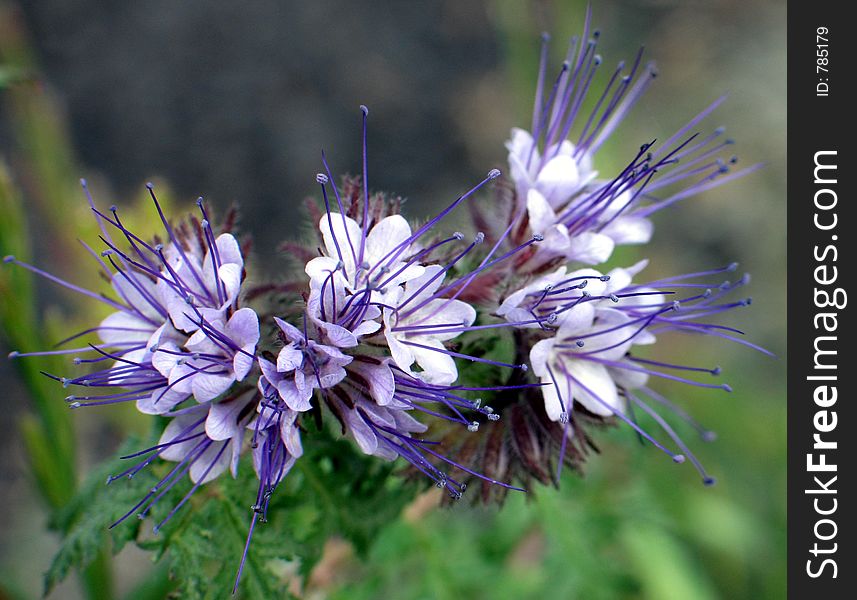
top-left (396, 293), bottom-right (474, 335)
top-left (392, 409), bottom-right (428, 434)
top-left (350, 361), bottom-right (395, 406)
top-left (353, 319), bottom-right (382, 337)
top-left (384, 310), bottom-right (416, 374)
top-left (566, 232), bottom-right (615, 265)
top-left (277, 379), bottom-right (313, 412)
top-left (214, 234), bottom-right (244, 268)
top-left (189, 440), bottom-right (231, 484)
top-left (402, 265), bottom-right (446, 302)
top-left (318, 321), bottom-right (359, 348)
top-left (583, 307), bottom-right (636, 361)
top-left (232, 349), bottom-right (254, 383)
top-left (529, 338), bottom-right (556, 379)
top-left (365, 215), bottom-right (413, 265)
top-left (318, 213), bottom-right (361, 277)
top-left (343, 408), bottom-right (378, 455)
top-left (565, 360), bottom-right (621, 416)
top-left (191, 372), bottom-right (235, 402)
top-left (526, 189), bottom-right (558, 234)
top-left (98, 311), bottom-right (154, 345)
top-left (158, 411), bottom-right (206, 461)
top-left (566, 267), bottom-right (609, 297)
top-left (111, 274), bottom-right (162, 321)
top-left (536, 154), bottom-right (582, 207)
top-left (159, 279), bottom-right (198, 332)
top-left (280, 418), bottom-right (304, 458)
top-left (151, 341), bottom-right (183, 378)
top-left (600, 216), bottom-right (654, 245)
top-left (217, 263), bottom-right (243, 306)
top-left (554, 302), bottom-right (596, 337)
top-left (166, 363), bottom-right (195, 395)
top-left (226, 307), bottom-right (260, 349)
top-left (410, 339), bottom-right (458, 386)
top-left (277, 344), bottom-right (303, 373)
top-left (206, 394), bottom-right (253, 441)
top-left (137, 386), bottom-right (187, 415)
top-left (497, 267), bottom-right (567, 320)
top-left (604, 266), bottom-right (635, 296)
top-left (305, 256), bottom-right (342, 285)
top-left (505, 127), bottom-right (537, 164)
top-left (609, 361), bottom-right (650, 390)
top-left (540, 375), bottom-right (567, 422)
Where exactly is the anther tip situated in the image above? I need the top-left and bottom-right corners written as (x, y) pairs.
top-left (714, 126), bottom-right (726, 135)
top-left (474, 232), bottom-right (485, 244)
top-left (453, 231), bottom-right (464, 241)
top-left (519, 363), bottom-right (529, 372)
top-left (196, 197), bottom-right (204, 207)
top-left (722, 384), bottom-right (733, 393)
top-left (109, 205), bottom-right (118, 212)
top-left (593, 54), bottom-right (602, 65)
top-left (79, 178), bottom-right (88, 187)
top-left (673, 454), bottom-right (686, 464)
top-left (712, 366), bottom-right (722, 376)
top-left (703, 476), bottom-right (717, 486)
top-left (145, 182), bottom-right (154, 190)
top-left (360, 104), bottom-right (369, 116)
top-left (532, 233), bottom-right (544, 242)
top-left (487, 168), bottom-right (501, 180)
top-left (3, 255), bottom-right (15, 264)
top-left (575, 340), bottom-right (585, 348)
top-left (727, 262), bottom-right (739, 272)
top-left (702, 431), bottom-right (718, 442)
top-left (540, 32), bottom-right (551, 42)
top-left (69, 401), bottom-right (82, 409)
top-left (316, 173), bottom-right (329, 185)
top-left (8, 351), bottom-right (19, 359)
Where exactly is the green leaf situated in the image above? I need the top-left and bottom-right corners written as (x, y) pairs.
top-left (44, 436), bottom-right (158, 595)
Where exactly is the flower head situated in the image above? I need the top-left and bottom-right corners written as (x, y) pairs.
top-left (5, 181), bottom-right (263, 532)
top-left (253, 107), bottom-right (535, 503)
top-left (496, 260), bottom-right (769, 484)
top-left (500, 15), bottom-right (760, 270)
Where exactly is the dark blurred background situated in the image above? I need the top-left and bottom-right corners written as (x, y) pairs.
top-left (0, 0), bottom-right (785, 598)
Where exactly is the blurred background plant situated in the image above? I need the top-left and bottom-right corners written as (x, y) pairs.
top-left (0, 0), bottom-right (784, 598)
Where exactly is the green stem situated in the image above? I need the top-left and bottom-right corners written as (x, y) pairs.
top-left (80, 551), bottom-right (114, 600)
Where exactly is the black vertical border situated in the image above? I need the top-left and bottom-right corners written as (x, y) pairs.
top-left (787, 2), bottom-right (853, 597)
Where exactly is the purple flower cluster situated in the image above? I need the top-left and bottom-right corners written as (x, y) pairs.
top-left (5, 9), bottom-right (768, 591)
